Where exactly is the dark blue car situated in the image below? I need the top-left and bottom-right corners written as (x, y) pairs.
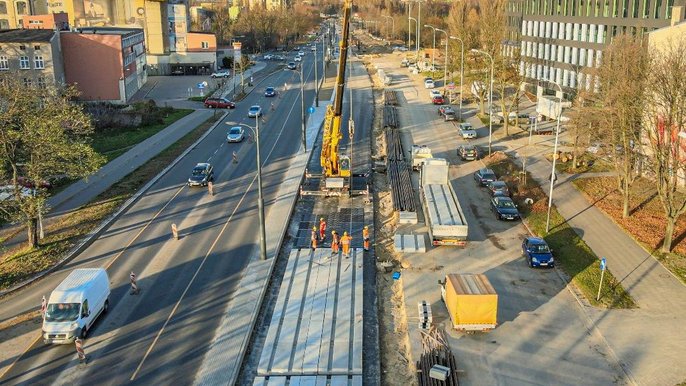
top-left (491, 196), bottom-right (520, 220)
top-left (522, 237), bottom-right (555, 268)
top-left (474, 168), bottom-right (497, 186)
top-left (264, 87), bottom-right (276, 97)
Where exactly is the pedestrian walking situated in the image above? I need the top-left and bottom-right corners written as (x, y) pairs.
top-left (130, 271), bottom-right (140, 295)
top-left (311, 226), bottom-right (318, 251)
top-left (232, 151), bottom-right (238, 164)
top-left (41, 295), bottom-right (47, 318)
top-left (319, 218), bottom-right (327, 241)
top-left (75, 336), bottom-right (87, 363)
top-left (340, 231), bottom-right (352, 258)
top-left (362, 225), bottom-right (370, 251)
top-left (331, 230), bottom-right (340, 255)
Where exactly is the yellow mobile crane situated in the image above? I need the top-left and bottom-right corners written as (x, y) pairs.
top-left (320, 0), bottom-right (352, 187)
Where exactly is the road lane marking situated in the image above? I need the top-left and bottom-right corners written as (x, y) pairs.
top-left (130, 71), bottom-right (303, 381)
top-left (0, 333), bottom-right (42, 380)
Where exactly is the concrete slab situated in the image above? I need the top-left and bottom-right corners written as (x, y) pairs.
top-left (265, 376), bottom-right (287, 386)
top-left (352, 375), bottom-right (363, 386)
top-left (352, 249), bottom-right (364, 373)
top-left (252, 376), bottom-right (268, 386)
top-left (398, 211), bottom-right (418, 224)
top-left (316, 375), bottom-right (328, 386)
top-left (290, 376), bottom-right (318, 386)
top-left (394, 233), bottom-right (427, 253)
top-left (330, 375), bottom-right (349, 386)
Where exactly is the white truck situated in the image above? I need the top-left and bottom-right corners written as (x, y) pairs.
top-left (419, 158), bottom-right (469, 246)
top-left (410, 145), bottom-right (433, 171)
top-left (536, 95), bottom-right (572, 120)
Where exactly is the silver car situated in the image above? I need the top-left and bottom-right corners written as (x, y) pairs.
top-left (227, 126), bottom-right (245, 143)
top-left (248, 105), bottom-right (262, 118)
top-left (459, 122), bottom-right (477, 139)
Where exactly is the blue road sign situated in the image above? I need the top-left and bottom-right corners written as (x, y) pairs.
top-left (307, 106), bottom-right (315, 114)
top-left (197, 83), bottom-right (205, 89)
top-left (600, 258), bottom-right (607, 271)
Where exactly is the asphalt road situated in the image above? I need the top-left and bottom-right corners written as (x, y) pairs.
top-left (0, 51), bottom-right (322, 385)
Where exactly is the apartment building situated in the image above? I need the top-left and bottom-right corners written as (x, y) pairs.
top-left (61, 27), bottom-right (147, 103)
top-left (505, 0), bottom-right (686, 97)
top-left (23, 12), bottom-right (69, 30)
top-left (0, 29), bottom-right (65, 86)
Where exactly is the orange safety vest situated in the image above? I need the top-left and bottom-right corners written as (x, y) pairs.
top-left (363, 228), bottom-right (369, 240)
top-left (341, 235), bottom-right (351, 246)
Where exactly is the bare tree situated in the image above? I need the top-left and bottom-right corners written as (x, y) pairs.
top-left (566, 88), bottom-right (600, 169)
top-left (494, 53), bottom-right (525, 136)
top-left (0, 74), bottom-right (104, 248)
top-left (645, 39), bottom-right (686, 252)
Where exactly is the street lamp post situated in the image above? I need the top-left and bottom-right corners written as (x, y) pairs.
top-left (227, 120), bottom-right (267, 261)
top-left (289, 67), bottom-right (307, 151)
top-left (424, 24), bottom-right (436, 71)
top-left (471, 49), bottom-right (494, 157)
top-left (407, 1), bottom-right (412, 51)
top-left (436, 28), bottom-right (447, 91)
top-left (382, 15), bottom-right (394, 42)
top-left (409, 17), bottom-right (418, 60)
top-left (314, 43), bottom-right (319, 107)
top-left (449, 36), bottom-right (464, 121)
top-left (545, 81), bottom-right (564, 233)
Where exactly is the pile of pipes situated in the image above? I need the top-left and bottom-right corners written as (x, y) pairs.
top-left (385, 129), bottom-right (416, 212)
top-left (384, 90), bottom-right (399, 105)
top-left (384, 106), bottom-right (399, 129)
top-left (417, 327), bottom-right (460, 386)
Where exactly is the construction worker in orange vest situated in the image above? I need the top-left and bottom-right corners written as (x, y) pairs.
top-left (340, 231), bottom-right (352, 258)
top-left (311, 226), bottom-right (318, 251)
top-left (319, 218), bottom-right (327, 241)
top-left (362, 225), bottom-right (370, 251)
top-left (331, 230), bottom-right (340, 255)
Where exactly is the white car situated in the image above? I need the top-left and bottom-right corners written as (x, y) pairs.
top-left (429, 90), bottom-right (442, 99)
top-left (294, 56), bottom-right (302, 62)
top-left (459, 123), bottom-right (477, 139)
top-left (263, 54), bottom-right (274, 60)
top-left (424, 79), bottom-right (435, 89)
top-left (211, 69), bottom-right (231, 78)
top-left (227, 126), bottom-right (245, 143)
top-left (298, 51), bottom-right (305, 57)
top-left (248, 105), bottom-right (262, 118)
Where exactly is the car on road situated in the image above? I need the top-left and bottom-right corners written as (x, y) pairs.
top-left (424, 78), bottom-right (435, 89)
top-left (458, 145), bottom-right (479, 161)
top-left (204, 97), bottom-right (235, 109)
top-left (188, 163), bottom-right (214, 187)
top-left (227, 126), bottom-right (245, 143)
top-left (298, 51), bottom-right (305, 56)
top-left (438, 106), bottom-right (457, 121)
top-left (432, 95), bottom-right (444, 105)
top-left (458, 122), bottom-right (477, 139)
top-left (474, 168), bottom-right (497, 186)
top-left (264, 86), bottom-right (277, 97)
top-left (286, 62), bottom-right (297, 70)
top-left (522, 237), bottom-right (555, 268)
top-left (491, 196), bottom-right (520, 221)
top-left (210, 69), bottom-right (231, 78)
top-left (170, 68), bottom-right (184, 76)
top-left (486, 180), bottom-right (510, 197)
top-left (429, 89), bottom-right (442, 99)
top-left (263, 54), bottom-right (274, 60)
top-left (294, 56), bottom-right (302, 62)
top-left (248, 105), bottom-right (263, 118)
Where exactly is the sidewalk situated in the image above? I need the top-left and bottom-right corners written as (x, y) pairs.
top-left (502, 133), bottom-right (686, 385)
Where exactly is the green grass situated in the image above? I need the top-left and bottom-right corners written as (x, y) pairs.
top-left (188, 96), bottom-right (207, 102)
top-left (487, 155), bottom-right (636, 308)
top-left (91, 109), bottom-right (193, 162)
top-left (0, 115), bottom-right (218, 291)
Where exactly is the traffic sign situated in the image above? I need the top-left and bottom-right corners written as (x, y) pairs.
top-left (307, 106), bottom-right (315, 114)
top-left (197, 83), bottom-right (205, 89)
top-left (600, 258), bottom-right (607, 271)
top-left (447, 82), bottom-right (455, 90)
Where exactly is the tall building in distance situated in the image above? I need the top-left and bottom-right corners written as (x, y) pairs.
top-left (505, 0), bottom-right (686, 97)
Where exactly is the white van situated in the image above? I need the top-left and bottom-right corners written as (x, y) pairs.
top-left (42, 268), bottom-right (110, 344)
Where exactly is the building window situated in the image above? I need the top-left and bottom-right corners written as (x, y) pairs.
top-left (34, 56), bottom-right (44, 69)
top-left (37, 77), bottom-right (45, 88)
top-left (665, 0), bottom-right (674, 18)
top-left (642, 0), bottom-right (649, 17)
top-left (201, 41), bottom-right (209, 49)
top-left (23, 77), bottom-right (31, 87)
top-left (0, 56), bottom-right (7, 70)
top-left (34, 45), bottom-right (40, 50)
top-left (653, 0), bottom-right (661, 18)
top-left (19, 56), bottom-right (29, 69)
top-left (0, 2), bottom-right (6, 13)
top-left (15, 1), bottom-right (26, 14)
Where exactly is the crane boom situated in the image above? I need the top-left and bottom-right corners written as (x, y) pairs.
top-left (320, 0), bottom-right (352, 178)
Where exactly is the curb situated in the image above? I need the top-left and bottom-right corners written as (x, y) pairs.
top-left (0, 111), bottom-right (229, 300)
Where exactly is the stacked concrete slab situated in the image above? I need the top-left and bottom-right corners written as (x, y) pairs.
top-left (257, 248), bottom-right (364, 381)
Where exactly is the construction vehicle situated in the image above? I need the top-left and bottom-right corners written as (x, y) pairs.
top-left (419, 158), bottom-right (469, 246)
top-left (440, 273), bottom-right (498, 332)
top-left (319, 0), bottom-right (352, 190)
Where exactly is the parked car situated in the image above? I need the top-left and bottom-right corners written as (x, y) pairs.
top-left (187, 163), bottom-right (214, 187)
top-left (458, 122), bottom-right (477, 139)
top-left (210, 69), bottom-right (231, 78)
top-left (474, 168), bottom-right (497, 186)
top-left (287, 62), bottom-right (297, 70)
top-left (226, 126), bottom-right (245, 143)
top-left (263, 54), bottom-right (274, 60)
top-left (0, 184), bottom-right (33, 201)
top-left (438, 106), bottom-right (457, 121)
top-left (491, 196), bottom-right (520, 221)
top-left (458, 145), bottom-right (479, 161)
top-left (264, 86), bottom-right (277, 97)
top-left (204, 97), bottom-right (235, 109)
top-left (429, 90), bottom-right (442, 99)
top-left (424, 78), bottom-right (435, 89)
top-left (248, 105), bottom-right (263, 118)
top-left (298, 51), bottom-right (305, 56)
top-left (522, 237), bottom-right (555, 268)
top-left (294, 56), bottom-right (302, 62)
top-left (486, 180), bottom-right (510, 197)
top-left (432, 95), bottom-right (444, 105)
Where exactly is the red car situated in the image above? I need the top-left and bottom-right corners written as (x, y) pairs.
top-left (204, 97), bottom-right (236, 109)
top-left (432, 95), bottom-right (444, 105)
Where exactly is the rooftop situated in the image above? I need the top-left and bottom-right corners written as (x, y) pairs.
top-left (0, 29), bottom-right (55, 43)
top-left (74, 27), bottom-right (143, 37)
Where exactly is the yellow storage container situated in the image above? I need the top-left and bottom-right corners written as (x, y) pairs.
top-left (442, 273), bottom-right (498, 331)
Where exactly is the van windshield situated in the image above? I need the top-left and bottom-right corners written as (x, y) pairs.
top-left (45, 303), bottom-right (80, 322)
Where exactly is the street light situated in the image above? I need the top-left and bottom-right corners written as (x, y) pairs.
top-left (288, 67), bottom-right (307, 151)
top-left (449, 36), bottom-right (464, 121)
top-left (382, 15), bottom-right (395, 42)
top-left (314, 43), bottom-right (319, 107)
top-left (471, 48), bottom-right (494, 157)
top-left (545, 80), bottom-right (564, 233)
top-left (409, 17), bottom-right (418, 60)
top-left (424, 24), bottom-right (436, 71)
top-left (406, 1), bottom-right (413, 51)
top-left (436, 28), bottom-right (447, 90)
top-left (226, 119), bottom-right (267, 261)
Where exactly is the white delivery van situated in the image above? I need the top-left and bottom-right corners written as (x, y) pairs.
top-left (42, 268), bottom-right (110, 344)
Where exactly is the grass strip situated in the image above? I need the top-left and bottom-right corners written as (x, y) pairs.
top-left (0, 115), bottom-right (217, 291)
top-left (486, 153), bottom-right (636, 308)
top-left (91, 109), bottom-right (193, 162)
